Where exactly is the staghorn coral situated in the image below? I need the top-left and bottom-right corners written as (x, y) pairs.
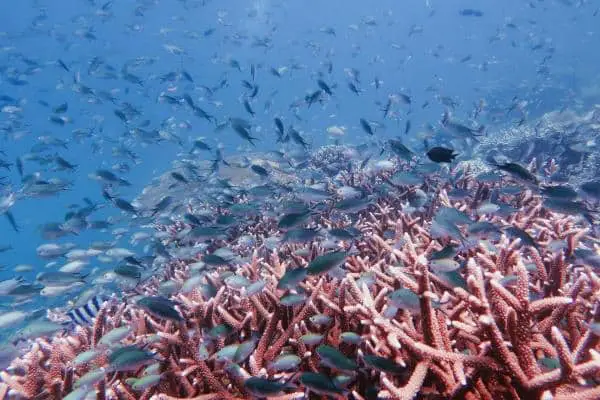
top-left (1, 162), bottom-right (600, 400)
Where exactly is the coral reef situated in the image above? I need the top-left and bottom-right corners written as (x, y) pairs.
top-left (1, 162), bottom-right (600, 400)
top-left (475, 105), bottom-right (600, 184)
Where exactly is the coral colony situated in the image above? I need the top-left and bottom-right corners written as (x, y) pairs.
top-left (1, 152), bottom-right (600, 400)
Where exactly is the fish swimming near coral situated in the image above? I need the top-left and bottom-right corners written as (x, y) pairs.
top-left (66, 295), bottom-right (110, 326)
top-left (426, 146), bottom-right (458, 163)
top-left (1, 2), bottom-right (600, 400)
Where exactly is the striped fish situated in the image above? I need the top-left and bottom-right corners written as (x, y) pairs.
top-left (66, 295), bottom-right (109, 326)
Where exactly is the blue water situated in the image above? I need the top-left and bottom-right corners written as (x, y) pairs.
top-left (0, 0), bottom-right (598, 308)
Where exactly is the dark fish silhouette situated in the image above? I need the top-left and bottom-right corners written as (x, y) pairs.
top-left (427, 147), bottom-right (457, 163)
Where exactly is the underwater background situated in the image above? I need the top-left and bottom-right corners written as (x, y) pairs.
top-left (1, 0), bottom-right (600, 399)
